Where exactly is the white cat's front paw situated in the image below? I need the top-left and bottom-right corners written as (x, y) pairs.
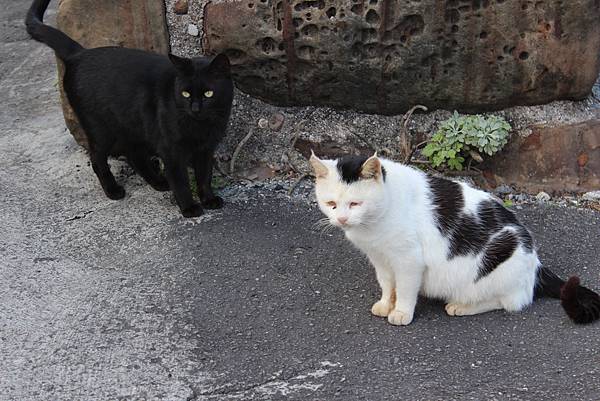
top-left (371, 300), bottom-right (393, 317)
top-left (387, 309), bottom-right (414, 326)
top-left (445, 303), bottom-right (467, 316)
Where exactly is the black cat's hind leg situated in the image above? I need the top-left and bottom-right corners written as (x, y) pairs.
top-left (193, 151), bottom-right (223, 209)
top-left (76, 114), bottom-right (125, 200)
top-left (163, 156), bottom-right (203, 217)
top-left (88, 142), bottom-right (125, 200)
top-left (126, 150), bottom-right (170, 192)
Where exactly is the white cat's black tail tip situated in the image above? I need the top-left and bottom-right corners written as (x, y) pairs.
top-left (560, 276), bottom-right (600, 325)
top-left (536, 267), bottom-right (600, 325)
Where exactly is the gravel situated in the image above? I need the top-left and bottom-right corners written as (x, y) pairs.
top-left (187, 23), bottom-right (199, 37)
top-left (583, 191), bottom-right (600, 202)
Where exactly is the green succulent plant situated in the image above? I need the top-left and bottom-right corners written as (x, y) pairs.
top-left (422, 111), bottom-right (511, 171)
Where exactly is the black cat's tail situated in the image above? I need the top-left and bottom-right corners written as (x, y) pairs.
top-left (25, 0), bottom-right (83, 60)
top-left (535, 266), bottom-right (600, 324)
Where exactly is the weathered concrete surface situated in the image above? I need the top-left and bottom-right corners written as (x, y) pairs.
top-left (203, 0), bottom-right (600, 114)
top-left (3, 1), bottom-right (600, 400)
top-left (484, 118), bottom-right (600, 193)
top-left (55, 0), bottom-right (171, 148)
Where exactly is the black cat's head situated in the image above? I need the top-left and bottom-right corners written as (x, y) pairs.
top-left (169, 53), bottom-right (233, 120)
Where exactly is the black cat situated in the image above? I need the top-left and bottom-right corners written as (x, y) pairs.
top-left (25, 0), bottom-right (233, 217)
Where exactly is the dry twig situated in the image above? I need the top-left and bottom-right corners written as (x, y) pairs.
top-left (404, 140), bottom-right (429, 165)
top-left (283, 109), bottom-right (324, 174)
top-left (229, 127), bottom-right (255, 174)
top-left (214, 158), bottom-right (233, 179)
top-left (398, 105), bottom-right (428, 163)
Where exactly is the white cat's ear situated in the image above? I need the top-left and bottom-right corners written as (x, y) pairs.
top-left (360, 152), bottom-right (383, 181)
top-left (309, 150), bottom-right (329, 179)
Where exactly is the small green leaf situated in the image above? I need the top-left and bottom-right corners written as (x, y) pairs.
top-left (422, 144), bottom-right (436, 157)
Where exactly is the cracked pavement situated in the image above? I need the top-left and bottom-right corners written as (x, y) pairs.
top-left (2, 1), bottom-right (600, 400)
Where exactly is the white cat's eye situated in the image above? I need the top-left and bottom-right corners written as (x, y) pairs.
top-left (204, 90), bottom-right (214, 98)
top-left (181, 91), bottom-right (191, 98)
top-left (326, 201), bottom-right (337, 209)
top-left (349, 201), bottom-right (363, 208)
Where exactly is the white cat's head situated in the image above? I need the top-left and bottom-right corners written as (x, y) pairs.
top-left (310, 152), bottom-right (388, 230)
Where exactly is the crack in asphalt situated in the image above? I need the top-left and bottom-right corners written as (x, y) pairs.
top-left (65, 210), bottom-right (94, 221)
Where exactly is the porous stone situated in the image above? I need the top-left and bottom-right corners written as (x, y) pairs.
top-left (485, 119), bottom-right (600, 193)
top-left (203, 0), bottom-right (600, 114)
top-left (56, 0), bottom-right (171, 149)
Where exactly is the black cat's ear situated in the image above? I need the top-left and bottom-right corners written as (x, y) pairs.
top-left (169, 53), bottom-right (194, 76)
top-left (207, 53), bottom-right (231, 78)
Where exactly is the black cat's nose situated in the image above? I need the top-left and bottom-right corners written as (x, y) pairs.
top-left (191, 102), bottom-right (201, 112)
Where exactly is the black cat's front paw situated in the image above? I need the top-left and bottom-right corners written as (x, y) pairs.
top-left (106, 185), bottom-right (126, 200)
top-left (181, 203), bottom-right (204, 218)
top-left (202, 196), bottom-right (224, 209)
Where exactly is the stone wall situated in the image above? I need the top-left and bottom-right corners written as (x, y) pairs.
top-left (202, 0), bottom-right (600, 114)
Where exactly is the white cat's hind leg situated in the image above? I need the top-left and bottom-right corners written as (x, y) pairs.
top-left (480, 247), bottom-right (538, 314)
top-left (499, 289), bottom-right (535, 313)
top-left (445, 300), bottom-right (503, 316)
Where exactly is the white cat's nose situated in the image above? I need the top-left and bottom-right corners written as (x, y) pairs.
top-left (337, 216), bottom-right (349, 225)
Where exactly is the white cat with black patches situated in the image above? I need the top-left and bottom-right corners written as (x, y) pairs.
top-left (310, 152), bottom-right (600, 326)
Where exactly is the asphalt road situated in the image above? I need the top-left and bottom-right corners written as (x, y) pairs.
top-left (1, 1), bottom-right (600, 400)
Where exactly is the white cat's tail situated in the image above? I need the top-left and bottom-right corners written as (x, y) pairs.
top-left (536, 266), bottom-right (600, 324)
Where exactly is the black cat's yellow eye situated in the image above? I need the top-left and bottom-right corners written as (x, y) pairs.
top-left (204, 90), bottom-right (214, 98)
top-left (181, 91), bottom-right (191, 98)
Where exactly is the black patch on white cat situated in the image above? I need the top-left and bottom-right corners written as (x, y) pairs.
top-left (476, 230), bottom-right (518, 281)
top-left (449, 200), bottom-right (534, 260)
top-left (515, 226), bottom-right (533, 251)
top-left (428, 176), bottom-right (534, 279)
top-left (427, 176), bottom-right (464, 235)
top-left (449, 200), bottom-right (513, 257)
top-left (337, 155), bottom-right (386, 183)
